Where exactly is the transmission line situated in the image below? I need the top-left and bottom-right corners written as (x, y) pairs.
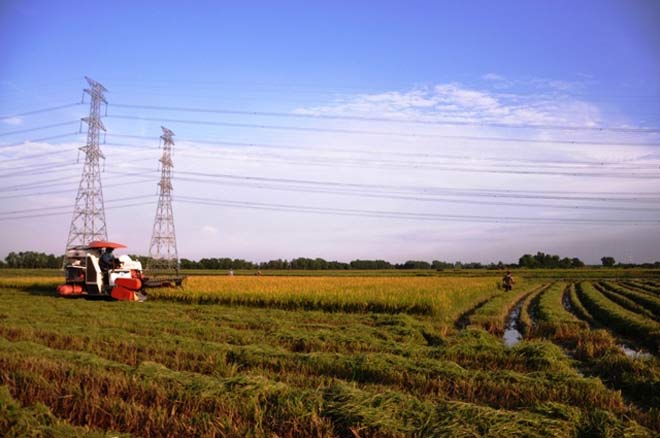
top-left (0, 147), bottom-right (78, 163)
top-left (0, 132), bottom-right (82, 150)
top-left (110, 102), bottom-right (660, 134)
top-left (104, 116), bottom-right (660, 147)
top-left (169, 175), bottom-right (660, 212)
top-left (109, 167), bottom-right (660, 202)
top-left (0, 102), bottom-right (82, 120)
top-left (163, 148), bottom-right (660, 178)
top-left (0, 162), bottom-right (79, 179)
top-left (0, 201), bottom-right (155, 222)
top-left (175, 196), bottom-right (659, 225)
top-left (0, 195), bottom-right (154, 216)
top-left (0, 121), bottom-right (80, 138)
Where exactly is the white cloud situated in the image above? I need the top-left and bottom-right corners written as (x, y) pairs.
top-left (201, 225), bottom-right (218, 235)
top-left (482, 73), bottom-right (505, 81)
top-left (2, 116), bottom-right (23, 126)
top-left (292, 81), bottom-right (606, 128)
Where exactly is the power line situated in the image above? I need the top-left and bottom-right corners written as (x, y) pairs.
top-left (102, 137), bottom-right (660, 171)
top-left (170, 175), bottom-right (660, 212)
top-left (0, 147), bottom-right (78, 163)
top-left (0, 121), bottom-right (80, 138)
top-left (0, 194), bottom-right (154, 216)
top-left (104, 117), bottom-right (660, 148)
top-left (178, 147), bottom-right (660, 171)
top-left (165, 147), bottom-right (660, 178)
top-left (0, 177), bottom-right (155, 200)
top-left (120, 154), bottom-right (660, 180)
top-left (101, 79), bottom-right (660, 103)
top-left (101, 138), bottom-right (660, 179)
top-left (0, 102), bottom-right (82, 120)
top-left (109, 167), bottom-right (660, 202)
top-left (0, 201), bottom-right (155, 222)
top-left (0, 162), bottom-right (79, 179)
top-left (175, 196), bottom-right (659, 225)
top-left (110, 102), bottom-right (660, 134)
top-left (0, 174), bottom-right (85, 193)
top-left (0, 132), bottom-right (82, 150)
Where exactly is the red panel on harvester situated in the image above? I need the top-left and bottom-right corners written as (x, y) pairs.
top-left (111, 286), bottom-right (136, 301)
top-left (114, 278), bottom-right (142, 290)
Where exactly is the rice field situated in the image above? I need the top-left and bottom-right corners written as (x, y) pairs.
top-left (1, 270), bottom-right (659, 437)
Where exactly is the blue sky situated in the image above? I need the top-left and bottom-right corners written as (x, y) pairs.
top-left (1, 1), bottom-right (659, 264)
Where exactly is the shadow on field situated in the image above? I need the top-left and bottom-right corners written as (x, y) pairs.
top-left (22, 285), bottom-right (58, 297)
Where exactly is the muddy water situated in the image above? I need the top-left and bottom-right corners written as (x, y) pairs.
top-left (503, 299), bottom-right (524, 347)
top-left (562, 288), bottom-right (573, 313)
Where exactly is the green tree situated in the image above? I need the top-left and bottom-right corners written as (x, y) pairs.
top-left (601, 256), bottom-right (616, 267)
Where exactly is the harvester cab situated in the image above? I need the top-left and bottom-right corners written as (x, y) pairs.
top-left (57, 241), bottom-right (147, 301)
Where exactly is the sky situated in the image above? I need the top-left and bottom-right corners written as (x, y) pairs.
top-left (1, 0), bottom-right (659, 264)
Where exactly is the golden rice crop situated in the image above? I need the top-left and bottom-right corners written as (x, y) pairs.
top-left (150, 276), bottom-right (510, 321)
top-left (0, 276), bottom-right (60, 288)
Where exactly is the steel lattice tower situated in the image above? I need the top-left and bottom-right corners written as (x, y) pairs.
top-left (65, 77), bottom-right (108, 250)
top-left (147, 126), bottom-right (179, 273)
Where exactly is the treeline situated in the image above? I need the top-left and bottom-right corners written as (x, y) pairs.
top-left (518, 252), bottom-right (585, 269)
top-left (3, 251), bottom-right (660, 270)
top-left (173, 257), bottom-right (518, 270)
top-left (2, 251), bottom-right (64, 268)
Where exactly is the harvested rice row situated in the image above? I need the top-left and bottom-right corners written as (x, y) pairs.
top-left (594, 283), bottom-right (657, 321)
top-left (602, 282), bottom-right (660, 319)
top-left (0, 330), bottom-right (627, 414)
top-left (533, 282), bottom-right (589, 338)
top-left (577, 283), bottom-right (660, 353)
top-left (3, 338), bottom-right (646, 438)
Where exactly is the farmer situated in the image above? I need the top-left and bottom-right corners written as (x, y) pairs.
top-left (502, 270), bottom-right (515, 292)
top-left (99, 248), bottom-right (118, 287)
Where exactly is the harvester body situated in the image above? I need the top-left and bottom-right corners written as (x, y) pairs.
top-left (58, 241), bottom-right (148, 301)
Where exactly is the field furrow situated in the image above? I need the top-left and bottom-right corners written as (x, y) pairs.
top-left (466, 284), bottom-right (547, 335)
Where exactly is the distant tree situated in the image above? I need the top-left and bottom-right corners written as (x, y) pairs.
top-left (431, 260), bottom-right (454, 270)
top-left (179, 258), bottom-right (196, 269)
top-left (3, 251), bottom-right (63, 268)
top-left (519, 252), bottom-right (585, 269)
top-left (350, 259), bottom-right (394, 269)
top-left (397, 260), bottom-right (432, 269)
top-left (518, 254), bottom-right (537, 268)
top-left (601, 257), bottom-right (616, 267)
top-left (570, 257), bottom-right (585, 268)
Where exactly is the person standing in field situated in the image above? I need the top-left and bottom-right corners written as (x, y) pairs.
top-left (502, 270), bottom-right (515, 292)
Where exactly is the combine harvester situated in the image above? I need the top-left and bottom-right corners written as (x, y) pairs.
top-left (57, 241), bottom-right (184, 301)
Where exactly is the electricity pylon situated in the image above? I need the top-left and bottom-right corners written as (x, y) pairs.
top-left (65, 76), bottom-right (108, 250)
top-left (147, 126), bottom-right (179, 273)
